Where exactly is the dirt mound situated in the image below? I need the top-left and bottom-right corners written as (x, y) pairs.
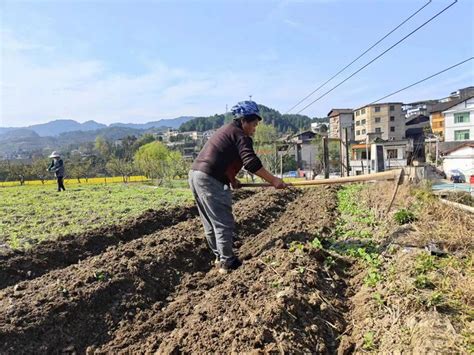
top-left (97, 187), bottom-right (349, 354)
top-left (0, 188), bottom-right (299, 353)
top-left (0, 206), bottom-right (197, 290)
top-left (0, 189), bottom-right (254, 290)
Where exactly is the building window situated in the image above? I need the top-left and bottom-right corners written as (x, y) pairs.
top-left (362, 129), bottom-right (366, 134)
top-left (375, 117), bottom-right (381, 123)
top-left (361, 108), bottom-right (366, 114)
top-left (361, 151), bottom-right (367, 159)
top-left (390, 105), bottom-right (395, 111)
top-left (356, 120), bottom-right (360, 126)
top-left (454, 130), bottom-right (470, 141)
top-left (374, 106), bottom-right (380, 112)
top-left (454, 112), bottom-right (470, 123)
top-left (356, 111), bottom-right (360, 116)
top-left (356, 130), bottom-right (360, 135)
top-left (375, 127), bottom-right (381, 133)
top-left (361, 119), bottom-right (366, 125)
top-left (390, 116), bottom-right (395, 121)
top-left (390, 127), bottom-right (395, 132)
top-left (387, 149), bottom-right (397, 159)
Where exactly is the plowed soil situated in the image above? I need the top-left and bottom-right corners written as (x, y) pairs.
top-left (0, 187), bottom-right (350, 353)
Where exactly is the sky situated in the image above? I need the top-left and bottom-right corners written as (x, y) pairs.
top-left (1, 0), bottom-right (473, 127)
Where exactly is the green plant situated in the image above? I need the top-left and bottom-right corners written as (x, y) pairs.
top-left (414, 274), bottom-right (434, 289)
top-left (394, 208), bottom-right (416, 225)
top-left (414, 254), bottom-right (438, 274)
top-left (289, 241), bottom-right (304, 252)
top-left (324, 256), bottom-right (336, 269)
top-left (372, 292), bottom-right (384, 306)
top-left (364, 268), bottom-right (382, 287)
top-left (427, 291), bottom-right (444, 307)
top-left (93, 270), bottom-right (110, 282)
top-left (310, 237), bottom-right (323, 250)
top-left (363, 331), bottom-right (375, 350)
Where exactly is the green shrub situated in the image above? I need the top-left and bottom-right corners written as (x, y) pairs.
top-left (394, 208), bottom-right (416, 225)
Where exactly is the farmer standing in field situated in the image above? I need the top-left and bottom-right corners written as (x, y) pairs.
top-left (47, 151), bottom-right (66, 192)
top-left (189, 101), bottom-right (287, 273)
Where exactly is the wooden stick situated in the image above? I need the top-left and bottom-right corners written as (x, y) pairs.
top-left (240, 169), bottom-right (402, 188)
top-left (386, 169), bottom-right (404, 214)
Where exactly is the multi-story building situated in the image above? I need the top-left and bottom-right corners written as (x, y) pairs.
top-left (353, 103), bottom-right (405, 142)
top-left (429, 96), bottom-right (470, 141)
top-left (327, 109), bottom-right (354, 141)
top-left (402, 100), bottom-right (438, 119)
top-left (443, 96), bottom-right (474, 142)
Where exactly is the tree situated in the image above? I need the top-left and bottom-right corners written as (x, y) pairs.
top-left (134, 141), bottom-right (183, 184)
top-left (30, 158), bottom-right (50, 184)
top-left (68, 153), bottom-right (93, 183)
top-left (106, 158), bottom-right (135, 182)
top-left (254, 123), bottom-right (279, 174)
top-left (94, 136), bottom-right (112, 160)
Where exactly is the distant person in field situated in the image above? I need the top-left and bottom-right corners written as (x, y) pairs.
top-left (47, 151), bottom-right (66, 192)
top-left (189, 101), bottom-right (287, 274)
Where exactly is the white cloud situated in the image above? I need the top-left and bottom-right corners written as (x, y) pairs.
top-left (0, 29), bottom-right (326, 126)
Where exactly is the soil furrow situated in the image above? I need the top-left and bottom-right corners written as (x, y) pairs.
top-left (0, 190), bottom-right (254, 290)
top-left (0, 189), bottom-right (297, 354)
top-left (98, 187), bottom-right (350, 354)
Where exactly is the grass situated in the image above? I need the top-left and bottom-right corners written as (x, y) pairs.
top-left (0, 182), bottom-right (193, 250)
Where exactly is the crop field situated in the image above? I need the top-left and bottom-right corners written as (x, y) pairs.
top-left (0, 175), bottom-right (150, 187)
top-left (0, 181), bottom-right (472, 353)
top-left (0, 183), bottom-right (193, 250)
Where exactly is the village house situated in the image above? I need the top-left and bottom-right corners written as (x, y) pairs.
top-left (354, 102), bottom-right (405, 142)
top-left (442, 95), bottom-right (474, 142)
top-left (441, 143), bottom-right (474, 182)
top-left (327, 109), bottom-right (354, 141)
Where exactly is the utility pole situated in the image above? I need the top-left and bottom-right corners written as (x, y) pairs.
top-left (323, 136), bottom-right (329, 179)
top-left (365, 135), bottom-right (370, 175)
top-left (345, 127), bottom-right (350, 177)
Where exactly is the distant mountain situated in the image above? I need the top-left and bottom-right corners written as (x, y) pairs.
top-left (28, 119), bottom-right (107, 136)
top-left (0, 116), bottom-right (194, 138)
top-left (110, 116), bottom-right (194, 130)
top-left (0, 119), bottom-right (107, 137)
top-left (0, 126), bottom-right (145, 157)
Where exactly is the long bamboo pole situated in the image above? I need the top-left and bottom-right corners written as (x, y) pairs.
top-left (240, 169), bottom-right (403, 188)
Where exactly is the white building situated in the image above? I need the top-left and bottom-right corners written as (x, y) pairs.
top-left (443, 96), bottom-right (474, 142)
top-left (442, 143), bottom-right (474, 181)
top-left (350, 138), bottom-right (410, 175)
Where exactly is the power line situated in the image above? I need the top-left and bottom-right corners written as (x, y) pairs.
top-left (285, 0), bottom-right (432, 114)
top-left (369, 57), bottom-right (474, 104)
top-left (295, 0), bottom-right (458, 115)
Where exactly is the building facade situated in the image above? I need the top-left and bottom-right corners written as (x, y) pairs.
top-left (443, 96), bottom-right (474, 142)
top-left (353, 103), bottom-right (405, 142)
top-left (327, 109), bottom-right (354, 141)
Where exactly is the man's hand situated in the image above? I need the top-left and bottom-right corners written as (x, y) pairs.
top-left (231, 179), bottom-right (241, 190)
top-left (271, 176), bottom-right (287, 189)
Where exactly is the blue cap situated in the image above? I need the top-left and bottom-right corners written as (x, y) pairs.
top-left (231, 101), bottom-right (262, 120)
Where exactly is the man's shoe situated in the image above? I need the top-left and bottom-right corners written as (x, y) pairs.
top-left (218, 258), bottom-right (242, 274)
